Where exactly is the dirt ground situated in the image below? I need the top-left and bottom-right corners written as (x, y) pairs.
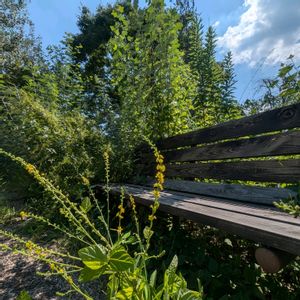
top-left (0, 229), bottom-right (105, 300)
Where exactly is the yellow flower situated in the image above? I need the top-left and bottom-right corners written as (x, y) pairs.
top-left (81, 176), bottom-right (90, 186)
top-left (66, 275), bottom-right (74, 285)
top-left (25, 241), bottom-right (33, 250)
top-left (153, 183), bottom-right (163, 190)
top-left (156, 154), bottom-right (164, 164)
top-left (129, 195), bottom-right (136, 210)
top-left (25, 164), bottom-right (35, 174)
top-left (156, 164), bottom-right (166, 172)
top-left (153, 190), bottom-right (160, 198)
top-left (148, 215), bottom-right (156, 222)
top-left (155, 172), bottom-right (164, 184)
top-left (20, 211), bottom-right (28, 220)
top-left (117, 226), bottom-right (123, 234)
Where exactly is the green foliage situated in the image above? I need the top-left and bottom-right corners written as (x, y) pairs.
top-left (16, 290), bottom-right (32, 300)
top-left (243, 56), bottom-right (300, 115)
top-left (274, 189), bottom-right (300, 217)
top-left (185, 11), bottom-right (242, 127)
top-left (109, 2), bottom-right (196, 140)
top-left (0, 85), bottom-right (105, 201)
top-left (0, 0), bottom-right (43, 86)
top-left (0, 147), bottom-right (202, 300)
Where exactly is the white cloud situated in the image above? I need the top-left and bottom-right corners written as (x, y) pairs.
top-left (218, 0), bottom-right (300, 67)
top-left (213, 20), bottom-right (220, 28)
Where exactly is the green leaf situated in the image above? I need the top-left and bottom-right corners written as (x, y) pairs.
top-left (78, 244), bottom-right (108, 270)
top-left (80, 197), bottom-right (92, 213)
top-left (150, 269), bottom-right (157, 288)
top-left (168, 255), bottom-right (178, 275)
top-left (143, 226), bottom-right (154, 240)
top-left (116, 287), bottom-right (134, 300)
top-left (109, 245), bottom-right (134, 272)
top-left (278, 65), bottom-right (293, 78)
top-left (16, 291), bottom-right (32, 300)
top-left (79, 265), bottom-right (107, 282)
top-left (179, 289), bottom-right (203, 300)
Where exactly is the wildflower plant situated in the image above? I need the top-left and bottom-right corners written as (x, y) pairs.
top-left (0, 146), bottom-right (202, 299)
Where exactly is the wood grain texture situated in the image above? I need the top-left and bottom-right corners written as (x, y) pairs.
top-left (159, 130), bottom-right (300, 162)
top-left (141, 179), bottom-right (297, 205)
top-left (165, 159), bottom-right (300, 183)
top-left (107, 184), bottom-right (300, 255)
top-left (156, 102), bottom-right (300, 150)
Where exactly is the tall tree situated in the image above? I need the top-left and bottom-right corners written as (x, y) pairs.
top-left (220, 51), bottom-right (242, 121)
top-left (0, 0), bottom-right (43, 86)
top-left (109, 1), bottom-right (196, 141)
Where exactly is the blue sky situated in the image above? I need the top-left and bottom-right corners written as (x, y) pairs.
top-left (28, 0), bottom-right (300, 102)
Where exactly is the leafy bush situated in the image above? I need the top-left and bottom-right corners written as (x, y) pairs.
top-left (0, 84), bottom-right (105, 203)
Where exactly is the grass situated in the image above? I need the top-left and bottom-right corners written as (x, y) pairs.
top-left (0, 194), bottom-right (17, 225)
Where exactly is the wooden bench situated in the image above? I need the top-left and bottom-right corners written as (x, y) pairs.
top-left (107, 102), bottom-right (300, 273)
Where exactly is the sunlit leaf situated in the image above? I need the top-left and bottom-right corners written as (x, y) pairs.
top-left (109, 245), bottom-right (134, 271)
top-left (78, 244), bottom-right (108, 270)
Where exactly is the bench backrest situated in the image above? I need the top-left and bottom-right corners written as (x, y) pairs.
top-left (136, 102), bottom-right (300, 205)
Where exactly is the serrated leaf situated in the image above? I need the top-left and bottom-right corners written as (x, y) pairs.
top-left (79, 265), bottom-right (107, 282)
top-left (78, 244), bottom-right (108, 270)
top-left (109, 245), bottom-right (134, 271)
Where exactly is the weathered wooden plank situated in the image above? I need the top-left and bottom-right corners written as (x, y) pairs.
top-left (156, 102), bottom-right (300, 150)
top-left (141, 179), bottom-right (297, 205)
top-left (165, 159), bottom-right (300, 183)
top-left (108, 184), bottom-right (300, 255)
top-left (124, 184), bottom-right (300, 226)
top-left (159, 131), bottom-right (300, 162)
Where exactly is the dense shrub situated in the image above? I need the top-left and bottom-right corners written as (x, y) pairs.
top-left (0, 84), bottom-right (105, 203)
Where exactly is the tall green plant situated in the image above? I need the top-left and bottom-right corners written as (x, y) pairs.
top-left (0, 147), bottom-right (203, 299)
top-left (109, 2), bottom-right (196, 141)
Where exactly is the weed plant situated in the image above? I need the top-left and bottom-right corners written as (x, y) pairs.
top-left (0, 147), bottom-right (202, 300)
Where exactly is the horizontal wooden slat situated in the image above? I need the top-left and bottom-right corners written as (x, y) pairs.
top-left (165, 159), bottom-right (300, 183)
top-left (108, 184), bottom-right (300, 255)
top-left (124, 184), bottom-right (300, 226)
top-left (156, 102), bottom-right (300, 150)
top-left (141, 179), bottom-right (297, 205)
top-left (160, 130), bottom-right (300, 162)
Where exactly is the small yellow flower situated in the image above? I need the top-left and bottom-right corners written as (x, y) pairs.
top-left (66, 275), bottom-right (74, 285)
top-left (148, 215), bottom-right (156, 222)
top-left (155, 172), bottom-right (164, 185)
top-left (81, 176), bottom-right (90, 186)
top-left (20, 211), bottom-right (28, 220)
top-left (25, 241), bottom-right (33, 250)
top-left (49, 263), bottom-right (55, 270)
top-left (117, 226), bottom-right (123, 234)
top-left (129, 195), bottom-right (136, 210)
top-left (153, 183), bottom-right (163, 190)
top-left (156, 164), bottom-right (166, 172)
top-left (25, 164), bottom-right (35, 174)
top-left (153, 190), bottom-right (160, 198)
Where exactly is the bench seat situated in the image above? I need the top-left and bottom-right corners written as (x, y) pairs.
top-left (109, 183), bottom-right (300, 256)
